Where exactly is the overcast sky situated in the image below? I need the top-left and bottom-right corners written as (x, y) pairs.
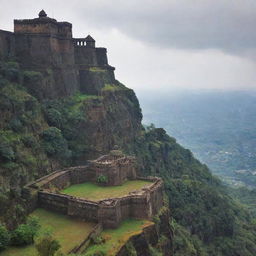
top-left (1, 0), bottom-right (256, 92)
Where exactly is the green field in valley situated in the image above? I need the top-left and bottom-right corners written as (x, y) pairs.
top-left (61, 180), bottom-right (152, 201)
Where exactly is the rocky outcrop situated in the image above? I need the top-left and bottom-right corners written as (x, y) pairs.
top-left (117, 207), bottom-right (173, 256)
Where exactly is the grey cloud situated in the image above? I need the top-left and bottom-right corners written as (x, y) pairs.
top-left (2, 0), bottom-right (256, 54)
top-left (74, 0), bottom-right (256, 54)
top-left (1, 0), bottom-right (256, 91)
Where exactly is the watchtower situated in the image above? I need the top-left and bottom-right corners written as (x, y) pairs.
top-left (85, 35), bottom-right (95, 48)
top-left (13, 10), bottom-right (78, 98)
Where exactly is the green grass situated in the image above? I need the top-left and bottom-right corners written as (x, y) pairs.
top-left (61, 180), bottom-right (152, 201)
top-left (89, 67), bottom-right (106, 72)
top-left (72, 92), bottom-right (100, 102)
top-left (101, 84), bottom-right (121, 92)
top-left (0, 245), bottom-right (35, 256)
top-left (0, 208), bottom-right (95, 256)
top-left (84, 219), bottom-right (154, 256)
top-left (69, 92), bottom-right (102, 114)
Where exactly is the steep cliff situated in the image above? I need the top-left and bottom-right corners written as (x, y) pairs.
top-left (0, 61), bottom-right (141, 220)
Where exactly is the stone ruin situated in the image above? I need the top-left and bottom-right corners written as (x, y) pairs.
top-left (23, 151), bottom-right (164, 228)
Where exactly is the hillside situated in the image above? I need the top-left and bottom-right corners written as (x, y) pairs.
top-left (0, 59), bottom-right (256, 255)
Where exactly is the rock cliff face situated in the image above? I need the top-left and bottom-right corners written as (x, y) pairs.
top-left (117, 208), bottom-right (173, 256)
top-left (0, 55), bottom-right (146, 230)
top-left (0, 12), bottom-right (142, 191)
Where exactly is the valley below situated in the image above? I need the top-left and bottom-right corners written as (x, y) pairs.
top-left (138, 89), bottom-right (256, 189)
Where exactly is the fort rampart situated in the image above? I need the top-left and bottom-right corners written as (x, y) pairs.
top-left (0, 11), bottom-right (116, 98)
top-left (0, 30), bottom-right (15, 60)
top-left (23, 157), bottom-right (164, 228)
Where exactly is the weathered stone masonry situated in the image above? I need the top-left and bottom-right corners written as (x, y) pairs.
top-left (23, 153), bottom-right (164, 228)
top-left (0, 10), bottom-right (116, 99)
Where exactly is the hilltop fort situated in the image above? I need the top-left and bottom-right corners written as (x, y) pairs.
top-left (23, 150), bottom-right (164, 229)
top-left (0, 9), bottom-right (166, 249)
top-left (0, 10), bottom-right (115, 98)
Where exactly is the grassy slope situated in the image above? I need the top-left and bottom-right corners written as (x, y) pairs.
top-left (84, 219), bottom-right (154, 256)
top-left (0, 208), bottom-right (95, 256)
top-left (61, 180), bottom-right (152, 201)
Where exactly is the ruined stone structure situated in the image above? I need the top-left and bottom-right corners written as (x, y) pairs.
top-left (87, 153), bottom-right (137, 186)
top-left (0, 10), bottom-right (115, 98)
top-left (23, 152), bottom-right (164, 228)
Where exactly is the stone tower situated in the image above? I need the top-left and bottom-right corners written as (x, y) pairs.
top-left (0, 11), bottom-right (117, 98)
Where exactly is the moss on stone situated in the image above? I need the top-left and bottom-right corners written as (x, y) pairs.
top-left (89, 67), bottom-right (106, 73)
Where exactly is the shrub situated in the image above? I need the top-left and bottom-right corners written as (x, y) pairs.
top-left (0, 74), bottom-right (8, 88)
top-left (97, 175), bottom-right (108, 184)
top-left (92, 235), bottom-right (104, 245)
top-left (9, 118), bottom-right (23, 132)
top-left (41, 127), bottom-right (71, 159)
top-left (23, 71), bottom-right (43, 99)
top-left (11, 216), bottom-right (40, 246)
top-left (149, 245), bottom-right (162, 256)
top-left (84, 250), bottom-right (106, 256)
top-left (4, 62), bottom-right (20, 83)
top-left (21, 135), bottom-right (37, 148)
top-left (45, 108), bottom-right (63, 128)
top-left (35, 230), bottom-right (61, 256)
top-left (125, 241), bottom-right (137, 256)
top-left (0, 224), bottom-right (10, 251)
top-left (0, 138), bottom-right (15, 162)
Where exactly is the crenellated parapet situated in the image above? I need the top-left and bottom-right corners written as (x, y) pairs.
top-left (14, 10), bottom-right (72, 38)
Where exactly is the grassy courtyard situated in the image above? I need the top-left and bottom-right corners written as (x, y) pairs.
top-left (0, 208), bottom-right (95, 256)
top-left (84, 219), bottom-right (154, 256)
top-left (61, 180), bottom-right (152, 201)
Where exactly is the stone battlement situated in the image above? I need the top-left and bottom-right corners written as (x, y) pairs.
top-left (23, 153), bottom-right (164, 229)
top-left (0, 10), bottom-right (116, 98)
top-left (14, 10), bottom-right (72, 38)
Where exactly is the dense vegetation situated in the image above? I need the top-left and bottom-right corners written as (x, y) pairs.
top-left (132, 127), bottom-right (256, 255)
top-left (1, 60), bottom-right (256, 255)
top-left (0, 216), bottom-right (40, 251)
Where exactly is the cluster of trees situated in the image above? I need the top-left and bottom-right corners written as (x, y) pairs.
top-left (0, 217), bottom-right (62, 256)
top-left (0, 216), bottom-right (39, 250)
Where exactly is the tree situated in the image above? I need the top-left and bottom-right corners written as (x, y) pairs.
top-left (0, 224), bottom-right (10, 251)
top-left (41, 127), bottom-right (71, 160)
top-left (11, 216), bottom-right (40, 246)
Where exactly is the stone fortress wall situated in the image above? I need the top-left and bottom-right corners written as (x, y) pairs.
top-left (0, 30), bottom-right (15, 60)
top-left (23, 154), bottom-right (164, 228)
top-left (0, 10), bottom-right (116, 98)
